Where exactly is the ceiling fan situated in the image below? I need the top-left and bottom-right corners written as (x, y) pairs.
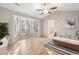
top-left (36, 3), bottom-right (57, 15)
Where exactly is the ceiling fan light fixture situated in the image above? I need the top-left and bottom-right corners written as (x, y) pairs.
top-left (36, 3), bottom-right (57, 15)
top-left (44, 10), bottom-right (49, 13)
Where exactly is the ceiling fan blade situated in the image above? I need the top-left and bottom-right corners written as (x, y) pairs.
top-left (40, 12), bottom-right (44, 15)
top-left (36, 9), bottom-right (43, 11)
top-left (14, 3), bottom-right (21, 6)
top-left (50, 7), bottom-right (57, 10)
top-left (48, 11), bottom-right (52, 14)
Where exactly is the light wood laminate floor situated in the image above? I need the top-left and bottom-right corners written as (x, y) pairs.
top-left (8, 37), bottom-right (60, 55)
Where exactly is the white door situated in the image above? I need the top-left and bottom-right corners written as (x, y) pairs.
top-left (12, 16), bottom-right (20, 39)
top-left (20, 17), bottom-right (30, 37)
top-left (12, 15), bottom-right (30, 42)
top-left (48, 20), bottom-right (55, 37)
top-left (31, 20), bottom-right (39, 36)
top-left (20, 17), bottom-right (26, 36)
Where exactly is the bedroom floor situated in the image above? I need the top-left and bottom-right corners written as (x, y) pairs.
top-left (8, 37), bottom-right (60, 55)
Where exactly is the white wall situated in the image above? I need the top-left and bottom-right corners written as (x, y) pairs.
top-left (43, 11), bottom-right (79, 37)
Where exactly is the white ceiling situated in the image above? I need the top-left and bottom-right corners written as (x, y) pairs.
top-left (0, 3), bottom-right (79, 19)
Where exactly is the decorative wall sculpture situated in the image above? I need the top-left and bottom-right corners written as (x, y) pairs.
top-left (64, 17), bottom-right (75, 29)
